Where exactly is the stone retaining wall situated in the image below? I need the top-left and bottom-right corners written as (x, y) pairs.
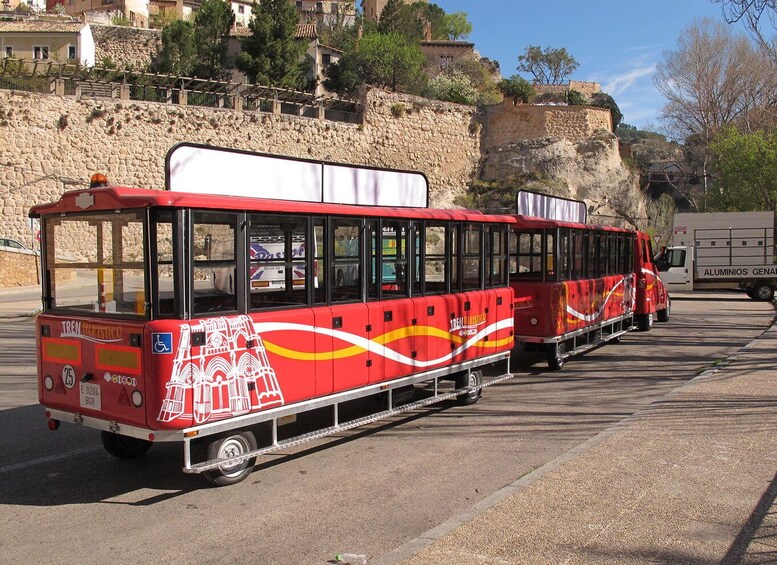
top-left (483, 102), bottom-right (612, 151)
top-left (0, 87), bottom-right (481, 248)
top-left (0, 250), bottom-right (39, 287)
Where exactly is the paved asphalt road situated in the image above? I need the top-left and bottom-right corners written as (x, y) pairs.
top-left (0, 292), bottom-right (773, 564)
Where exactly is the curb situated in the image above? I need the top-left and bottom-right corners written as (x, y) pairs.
top-left (372, 316), bottom-right (777, 565)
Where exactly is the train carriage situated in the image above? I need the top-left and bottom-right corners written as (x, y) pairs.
top-left (32, 183), bottom-right (515, 485)
top-left (508, 214), bottom-right (669, 370)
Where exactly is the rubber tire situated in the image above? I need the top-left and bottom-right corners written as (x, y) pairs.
top-left (636, 313), bottom-right (653, 332)
top-left (101, 431), bottom-right (153, 459)
top-left (546, 342), bottom-right (565, 371)
top-left (454, 370), bottom-right (482, 405)
top-left (657, 302), bottom-right (670, 323)
top-left (753, 284), bottom-right (774, 302)
top-left (204, 431), bottom-right (257, 487)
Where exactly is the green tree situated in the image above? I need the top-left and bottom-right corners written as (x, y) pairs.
top-left (498, 75), bottom-right (535, 104)
top-left (517, 45), bottom-right (578, 84)
top-left (149, 20), bottom-right (197, 76)
top-left (566, 89), bottom-right (586, 106)
top-left (191, 0), bottom-right (235, 80)
top-left (323, 32), bottom-right (426, 96)
top-left (442, 11), bottom-right (472, 40)
top-left (590, 92), bottom-right (623, 129)
top-left (706, 127), bottom-right (777, 211)
top-left (378, 0), bottom-right (421, 39)
top-left (236, 0), bottom-right (306, 89)
top-left (425, 70), bottom-right (478, 105)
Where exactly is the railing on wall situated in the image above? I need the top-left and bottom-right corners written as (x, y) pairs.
top-left (0, 59), bottom-right (362, 125)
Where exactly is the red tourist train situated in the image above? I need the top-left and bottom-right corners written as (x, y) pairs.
top-left (508, 214), bottom-right (670, 370)
top-left (30, 147), bottom-right (669, 485)
top-left (31, 183), bottom-right (515, 484)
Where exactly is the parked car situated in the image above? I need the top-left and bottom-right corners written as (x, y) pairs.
top-left (0, 237), bottom-right (37, 255)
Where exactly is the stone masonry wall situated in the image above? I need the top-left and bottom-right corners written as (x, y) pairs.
top-left (91, 24), bottom-right (161, 69)
top-left (534, 80), bottom-right (601, 99)
top-left (0, 88), bottom-right (481, 248)
top-left (483, 102), bottom-right (612, 151)
top-left (0, 250), bottom-right (39, 287)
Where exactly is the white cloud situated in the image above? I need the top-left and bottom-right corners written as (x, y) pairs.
top-left (603, 65), bottom-right (657, 95)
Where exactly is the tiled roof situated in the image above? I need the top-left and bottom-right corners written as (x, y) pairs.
top-left (231, 23), bottom-right (317, 39)
top-left (0, 20), bottom-right (86, 33)
top-left (296, 23), bottom-right (317, 39)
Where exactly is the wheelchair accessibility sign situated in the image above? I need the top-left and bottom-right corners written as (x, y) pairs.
top-left (152, 332), bottom-right (173, 354)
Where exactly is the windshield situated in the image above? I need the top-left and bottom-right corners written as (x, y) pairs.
top-left (44, 211), bottom-right (147, 318)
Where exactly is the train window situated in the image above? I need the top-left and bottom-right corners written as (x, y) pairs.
top-left (596, 233), bottom-right (608, 277)
top-left (153, 210), bottom-right (176, 317)
top-left (608, 234), bottom-right (618, 275)
top-left (558, 229), bottom-right (571, 281)
top-left (192, 211), bottom-right (238, 315)
top-left (511, 231), bottom-right (543, 281)
top-left (545, 231), bottom-right (556, 281)
top-left (381, 220), bottom-right (410, 298)
top-left (331, 218), bottom-right (362, 303)
top-left (626, 234), bottom-right (635, 272)
top-left (585, 231), bottom-right (596, 278)
top-left (313, 219), bottom-right (327, 305)
top-left (487, 225), bottom-right (508, 287)
top-left (248, 216), bottom-right (308, 310)
top-left (571, 230), bottom-right (585, 280)
top-left (424, 222), bottom-right (448, 295)
top-left (451, 223), bottom-right (460, 291)
top-left (462, 223), bottom-right (483, 290)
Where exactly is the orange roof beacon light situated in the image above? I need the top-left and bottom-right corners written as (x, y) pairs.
top-left (89, 173), bottom-right (109, 188)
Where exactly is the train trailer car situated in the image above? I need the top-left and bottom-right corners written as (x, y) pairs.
top-left (508, 215), bottom-right (669, 370)
top-left (31, 185), bottom-right (515, 485)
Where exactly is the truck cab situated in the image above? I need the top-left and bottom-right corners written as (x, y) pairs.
top-left (655, 246), bottom-right (693, 291)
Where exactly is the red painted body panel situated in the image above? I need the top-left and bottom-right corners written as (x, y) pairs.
top-left (37, 289), bottom-right (514, 431)
top-left (512, 275), bottom-right (634, 341)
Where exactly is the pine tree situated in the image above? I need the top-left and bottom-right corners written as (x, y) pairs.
top-left (192, 0), bottom-right (235, 80)
top-left (236, 0), bottom-right (306, 89)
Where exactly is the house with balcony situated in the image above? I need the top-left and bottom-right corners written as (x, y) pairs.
top-left (0, 19), bottom-right (95, 65)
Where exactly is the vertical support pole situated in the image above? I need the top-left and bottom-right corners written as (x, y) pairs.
top-left (272, 418), bottom-right (278, 446)
top-left (183, 436), bottom-right (192, 471)
top-left (333, 403), bottom-right (339, 428)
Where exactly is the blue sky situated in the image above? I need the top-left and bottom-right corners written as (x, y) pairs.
top-left (435, 0), bottom-right (729, 130)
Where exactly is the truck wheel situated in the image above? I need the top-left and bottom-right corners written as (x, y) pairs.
top-left (454, 370), bottom-right (482, 405)
top-left (101, 431), bottom-right (152, 459)
top-left (753, 284), bottom-right (774, 302)
top-left (546, 342), bottom-right (565, 371)
top-left (204, 431), bottom-right (257, 487)
top-left (636, 313), bottom-right (653, 331)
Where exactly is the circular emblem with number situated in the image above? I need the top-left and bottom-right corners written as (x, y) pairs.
top-left (62, 365), bottom-right (76, 389)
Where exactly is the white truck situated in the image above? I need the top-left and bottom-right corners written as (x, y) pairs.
top-left (655, 211), bottom-right (777, 301)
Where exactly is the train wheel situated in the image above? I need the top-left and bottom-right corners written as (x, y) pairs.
top-left (636, 313), bottom-right (653, 331)
top-left (101, 431), bottom-right (152, 459)
top-left (657, 302), bottom-right (670, 322)
top-left (455, 370), bottom-right (482, 405)
top-left (204, 431), bottom-right (257, 487)
top-left (546, 342), bottom-right (565, 371)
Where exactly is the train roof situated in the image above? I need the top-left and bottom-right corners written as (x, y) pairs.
top-left (29, 186), bottom-right (514, 224)
top-left (510, 213), bottom-right (636, 233)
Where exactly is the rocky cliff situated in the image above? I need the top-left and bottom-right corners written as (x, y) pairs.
top-left (481, 130), bottom-right (648, 229)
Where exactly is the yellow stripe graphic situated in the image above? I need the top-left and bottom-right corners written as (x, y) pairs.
top-left (262, 324), bottom-right (510, 362)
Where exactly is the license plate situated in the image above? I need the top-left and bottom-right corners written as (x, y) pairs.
top-left (80, 382), bottom-right (101, 411)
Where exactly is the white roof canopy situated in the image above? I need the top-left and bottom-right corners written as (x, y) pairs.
top-left (166, 143), bottom-right (429, 208)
